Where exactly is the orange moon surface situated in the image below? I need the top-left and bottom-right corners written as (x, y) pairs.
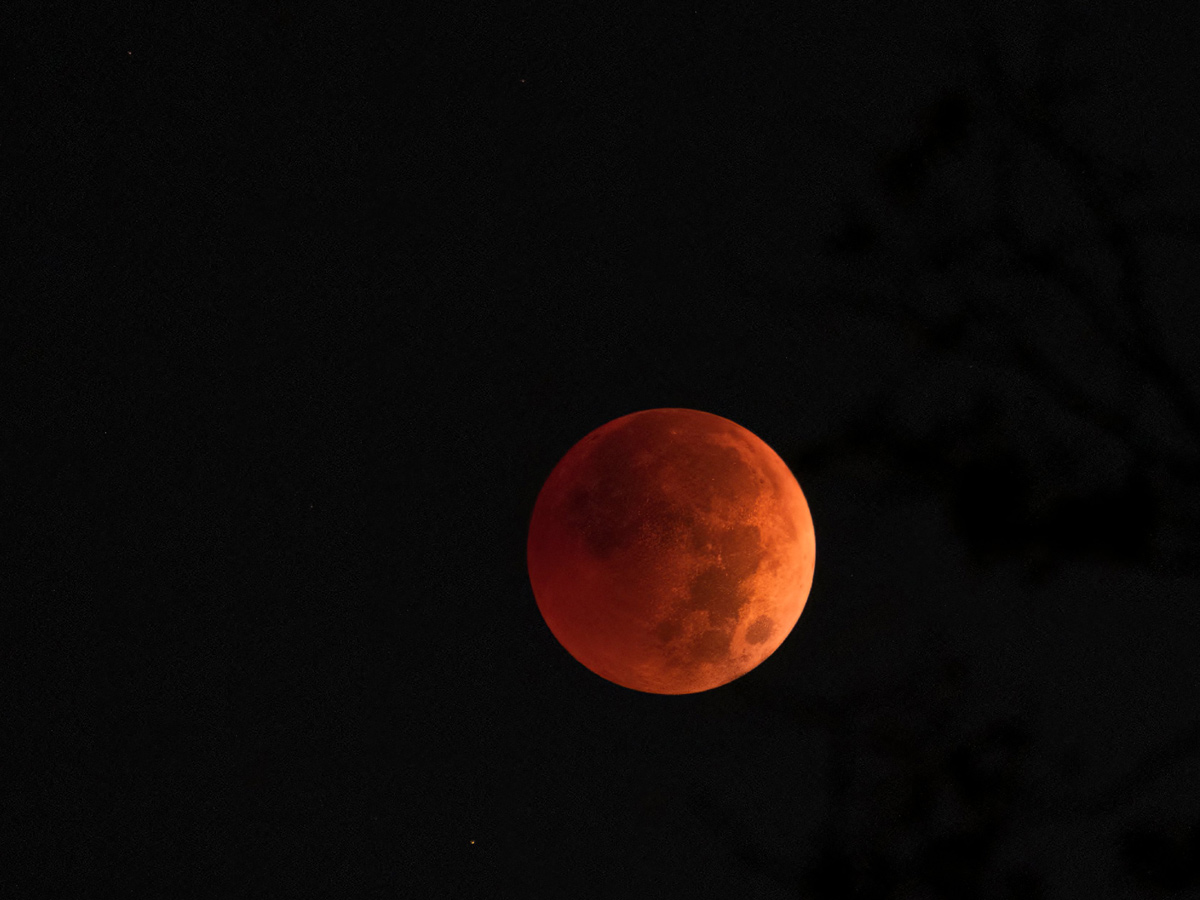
top-left (527, 408), bottom-right (816, 694)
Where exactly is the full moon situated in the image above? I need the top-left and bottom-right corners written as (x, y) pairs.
top-left (527, 408), bottom-right (816, 694)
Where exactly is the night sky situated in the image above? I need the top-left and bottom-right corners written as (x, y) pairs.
top-left (10, 1), bottom-right (1200, 896)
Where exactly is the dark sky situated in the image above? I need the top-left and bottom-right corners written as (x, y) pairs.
top-left (9, 1), bottom-right (1200, 896)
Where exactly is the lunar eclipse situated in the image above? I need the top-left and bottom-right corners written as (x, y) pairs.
top-left (527, 408), bottom-right (816, 694)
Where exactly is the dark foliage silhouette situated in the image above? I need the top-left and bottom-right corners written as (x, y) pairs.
top-left (805, 6), bottom-right (1200, 580)
top-left (685, 664), bottom-right (1050, 897)
top-left (1121, 818), bottom-right (1200, 892)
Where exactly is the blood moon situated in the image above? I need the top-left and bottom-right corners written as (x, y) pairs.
top-left (527, 408), bottom-right (815, 694)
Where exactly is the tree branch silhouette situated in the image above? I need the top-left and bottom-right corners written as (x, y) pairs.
top-left (807, 2), bottom-right (1200, 576)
